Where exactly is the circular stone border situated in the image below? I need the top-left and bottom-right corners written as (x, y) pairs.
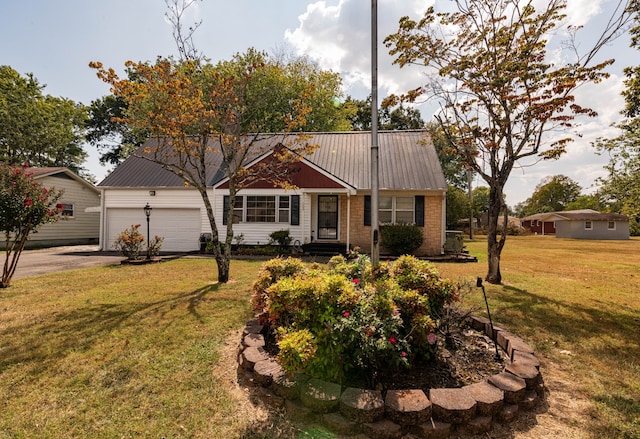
top-left (237, 315), bottom-right (545, 438)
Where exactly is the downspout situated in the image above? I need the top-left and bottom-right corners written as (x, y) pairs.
top-left (346, 193), bottom-right (351, 253)
top-left (441, 191), bottom-right (446, 254)
top-left (99, 188), bottom-right (105, 251)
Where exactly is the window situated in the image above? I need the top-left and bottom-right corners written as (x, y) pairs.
top-left (231, 197), bottom-right (243, 224)
top-left (226, 195), bottom-right (293, 224)
top-left (278, 196), bottom-right (290, 223)
top-left (61, 203), bottom-right (74, 217)
top-left (246, 196), bottom-right (276, 223)
top-left (608, 221), bottom-right (616, 230)
top-left (379, 196), bottom-right (415, 224)
top-left (585, 220), bottom-right (593, 230)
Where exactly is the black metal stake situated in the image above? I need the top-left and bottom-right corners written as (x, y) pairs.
top-left (477, 277), bottom-right (501, 360)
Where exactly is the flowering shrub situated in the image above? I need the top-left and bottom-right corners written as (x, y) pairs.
top-left (112, 224), bottom-right (163, 260)
top-left (251, 253), bottom-right (461, 386)
top-left (112, 224), bottom-right (145, 259)
top-left (0, 163), bottom-right (64, 287)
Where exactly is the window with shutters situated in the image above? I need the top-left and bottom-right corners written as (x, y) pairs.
top-left (379, 196), bottom-right (415, 224)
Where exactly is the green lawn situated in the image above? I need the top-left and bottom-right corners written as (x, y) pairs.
top-left (0, 237), bottom-right (639, 438)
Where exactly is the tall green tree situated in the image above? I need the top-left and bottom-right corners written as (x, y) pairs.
top-left (0, 66), bottom-right (87, 173)
top-left (86, 94), bottom-right (147, 166)
top-left (520, 175), bottom-right (582, 216)
top-left (594, 1), bottom-right (640, 235)
top-left (344, 95), bottom-right (425, 131)
top-left (384, 0), bottom-right (632, 284)
top-left (1, 163), bottom-right (63, 288)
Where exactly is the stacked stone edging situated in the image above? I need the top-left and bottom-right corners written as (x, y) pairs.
top-left (237, 315), bottom-right (545, 438)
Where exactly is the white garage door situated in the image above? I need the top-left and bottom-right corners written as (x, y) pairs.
top-left (106, 208), bottom-right (201, 252)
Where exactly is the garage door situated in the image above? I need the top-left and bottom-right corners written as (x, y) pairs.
top-left (106, 208), bottom-right (201, 252)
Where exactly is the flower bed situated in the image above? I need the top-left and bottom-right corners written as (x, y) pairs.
top-left (237, 314), bottom-right (544, 438)
top-left (241, 254), bottom-right (545, 437)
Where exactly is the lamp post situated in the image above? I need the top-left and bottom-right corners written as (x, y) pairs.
top-left (144, 203), bottom-right (152, 259)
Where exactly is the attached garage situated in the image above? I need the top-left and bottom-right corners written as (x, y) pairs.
top-left (106, 208), bottom-right (201, 252)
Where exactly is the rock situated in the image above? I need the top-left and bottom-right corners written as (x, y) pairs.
top-left (300, 378), bottom-right (342, 413)
top-left (241, 346), bottom-right (270, 371)
top-left (511, 350), bottom-right (540, 369)
top-left (505, 362), bottom-right (541, 389)
top-left (497, 403), bottom-right (519, 423)
top-left (463, 381), bottom-right (504, 416)
top-left (253, 358), bottom-right (285, 386)
top-left (488, 372), bottom-right (526, 404)
top-left (340, 387), bottom-right (385, 423)
top-left (520, 390), bottom-right (539, 410)
top-left (322, 412), bottom-right (361, 435)
top-left (414, 419), bottom-right (452, 439)
top-left (429, 388), bottom-right (476, 424)
top-left (285, 398), bottom-right (316, 423)
top-left (361, 419), bottom-right (403, 439)
top-left (463, 415), bottom-right (493, 435)
top-left (385, 389), bottom-right (432, 426)
top-left (243, 332), bottom-right (265, 348)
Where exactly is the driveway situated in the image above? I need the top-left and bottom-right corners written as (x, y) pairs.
top-left (11, 245), bottom-right (125, 280)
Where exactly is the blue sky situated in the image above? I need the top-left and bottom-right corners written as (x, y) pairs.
top-left (1, 0), bottom-right (635, 205)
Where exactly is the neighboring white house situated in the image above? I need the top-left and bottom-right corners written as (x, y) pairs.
top-left (25, 167), bottom-right (101, 248)
top-left (97, 131), bottom-right (449, 255)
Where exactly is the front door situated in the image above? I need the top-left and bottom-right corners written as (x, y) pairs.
top-left (317, 195), bottom-right (338, 240)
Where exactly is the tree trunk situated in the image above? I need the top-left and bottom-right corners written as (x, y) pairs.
top-left (216, 252), bottom-right (230, 283)
top-left (485, 185), bottom-right (507, 284)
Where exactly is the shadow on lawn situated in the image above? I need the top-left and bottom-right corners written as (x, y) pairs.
top-left (0, 282), bottom-right (243, 376)
top-left (488, 284), bottom-right (640, 437)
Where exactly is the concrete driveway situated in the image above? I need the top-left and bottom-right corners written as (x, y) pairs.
top-left (11, 245), bottom-right (125, 280)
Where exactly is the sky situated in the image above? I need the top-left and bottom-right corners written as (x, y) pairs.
top-left (1, 0), bottom-right (636, 206)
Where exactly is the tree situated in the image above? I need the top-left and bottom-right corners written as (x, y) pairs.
top-left (384, 0), bottom-right (632, 283)
top-left (594, 1), bottom-right (640, 236)
top-left (0, 66), bottom-right (87, 174)
top-left (86, 94), bottom-right (147, 166)
top-left (520, 175), bottom-right (582, 216)
top-left (472, 186), bottom-right (491, 226)
top-left (344, 95), bottom-right (425, 131)
top-left (1, 163), bottom-right (63, 288)
top-left (446, 186), bottom-right (470, 229)
top-left (565, 194), bottom-right (603, 212)
top-left (91, 52), bottom-right (327, 283)
top-left (426, 121), bottom-right (468, 189)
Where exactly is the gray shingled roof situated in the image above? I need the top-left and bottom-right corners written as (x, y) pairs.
top-left (98, 131), bottom-right (446, 191)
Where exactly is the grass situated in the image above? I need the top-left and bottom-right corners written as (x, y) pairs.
top-left (0, 237), bottom-right (639, 438)
top-left (0, 259), bottom-right (262, 438)
top-left (436, 235), bottom-right (640, 439)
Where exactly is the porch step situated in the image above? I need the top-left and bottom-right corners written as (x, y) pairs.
top-left (302, 242), bottom-right (347, 256)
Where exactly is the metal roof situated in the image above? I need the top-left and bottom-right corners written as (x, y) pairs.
top-left (523, 209), bottom-right (628, 222)
top-left (98, 131), bottom-right (446, 191)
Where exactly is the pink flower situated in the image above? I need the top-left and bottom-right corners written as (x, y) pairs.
top-left (353, 278), bottom-right (360, 285)
top-left (24, 198), bottom-right (32, 207)
top-left (393, 310), bottom-right (399, 316)
top-left (343, 311), bottom-right (350, 318)
top-left (365, 330), bottom-right (373, 336)
top-left (401, 351), bottom-right (407, 358)
top-left (389, 336), bottom-right (397, 345)
top-left (428, 333), bottom-right (437, 345)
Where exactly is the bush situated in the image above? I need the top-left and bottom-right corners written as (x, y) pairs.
top-left (251, 254), bottom-right (460, 386)
top-left (112, 224), bottom-right (145, 260)
top-left (269, 229), bottom-right (292, 247)
top-left (380, 223), bottom-right (424, 255)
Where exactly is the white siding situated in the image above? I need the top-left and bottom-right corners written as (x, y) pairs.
top-left (215, 189), bottom-right (308, 245)
top-left (101, 188), bottom-right (211, 251)
top-left (28, 174), bottom-right (100, 246)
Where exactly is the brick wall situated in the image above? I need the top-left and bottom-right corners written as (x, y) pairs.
top-left (347, 193), bottom-right (444, 257)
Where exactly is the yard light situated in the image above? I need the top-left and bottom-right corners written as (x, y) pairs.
top-left (477, 277), bottom-right (502, 361)
top-left (144, 203), bottom-right (152, 259)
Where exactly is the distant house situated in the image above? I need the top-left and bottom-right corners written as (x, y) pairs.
top-left (521, 209), bottom-right (629, 240)
top-left (97, 131), bottom-right (448, 256)
top-left (26, 167), bottom-right (101, 248)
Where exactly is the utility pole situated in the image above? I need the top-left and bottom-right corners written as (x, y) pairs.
top-left (370, 0), bottom-right (380, 265)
